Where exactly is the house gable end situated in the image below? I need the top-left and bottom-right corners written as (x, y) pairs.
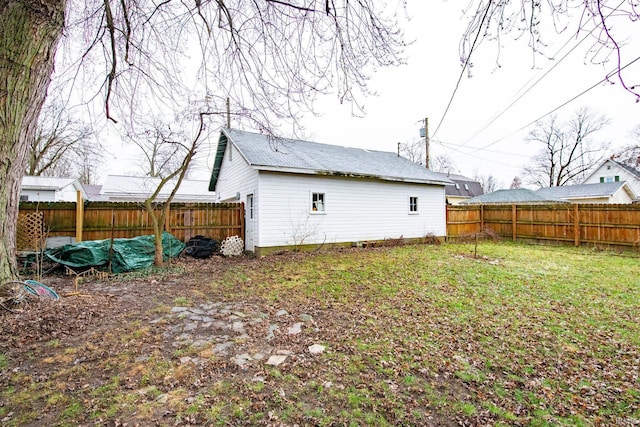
top-left (209, 132), bottom-right (229, 192)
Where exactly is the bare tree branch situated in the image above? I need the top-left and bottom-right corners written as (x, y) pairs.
top-left (522, 107), bottom-right (610, 187)
top-left (461, 1), bottom-right (639, 99)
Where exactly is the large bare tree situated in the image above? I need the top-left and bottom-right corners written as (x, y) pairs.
top-left (26, 99), bottom-right (101, 182)
top-left (522, 108), bottom-right (610, 187)
top-left (0, 1), bottom-right (406, 283)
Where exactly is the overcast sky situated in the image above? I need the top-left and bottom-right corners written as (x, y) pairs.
top-left (295, 1), bottom-right (640, 188)
top-left (104, 1), bottom-right (640, 189)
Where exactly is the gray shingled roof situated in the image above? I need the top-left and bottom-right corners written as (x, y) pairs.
top-left (461, 188), bottom-right (568, 204)
top-left (209, 128), bottom-right (452, 190)
top-left (612, 159), bottom-right (640, 180)
top-left (536, 182), bottom-right (630, 199)
top-left (433, 173), bottom-right (484, 198)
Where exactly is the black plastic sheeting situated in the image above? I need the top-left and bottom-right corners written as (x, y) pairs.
top-left (45, 232), bottom-right (186, 273)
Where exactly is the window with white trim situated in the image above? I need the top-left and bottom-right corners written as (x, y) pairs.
top-left (409, 196), bottom-right (418, 213)
top-left (311, 192), bottom-right (325, 213)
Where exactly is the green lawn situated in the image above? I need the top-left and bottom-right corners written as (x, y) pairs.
top-left (2, 242), bottom-right (639, 426)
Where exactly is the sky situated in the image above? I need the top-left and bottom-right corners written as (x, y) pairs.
top-left (103, 1), bottom-right (640, 190)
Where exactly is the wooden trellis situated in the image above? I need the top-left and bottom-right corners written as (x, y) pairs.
top-left (16, 211), bottom-right (45, 252)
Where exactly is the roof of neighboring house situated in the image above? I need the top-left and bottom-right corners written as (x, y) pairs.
top-left (101, 175), bottom-right (214, 202)
top-left (209, 128), bottom-right (453, 191)
top-left (433, 173), bottom-right (484, 198)
top-left (612, 159), bottom-right (640, 180)
top-left (21, 176), bottom-right (82, 191)
top-left (82, 184), bottom-right (108, 201)
top-left (584, 158), bottom-right (640, 183)
top-left (21, 176), bottom-right (88, 199)
top-left (461, 188), bottom-right (568, 204)
top-left (536, 182), bottom-right (637, 200)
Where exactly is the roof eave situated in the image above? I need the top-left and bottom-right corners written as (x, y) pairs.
top-left (255, 165), bottom-right (449, 186)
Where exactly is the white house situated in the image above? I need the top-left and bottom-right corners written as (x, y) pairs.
top-left (100, 175), bottom-right (214, 202)
top-left (583, 159), bottom-right (640, 201)
top-left (208, 128), bottom-right (452, 255)
top-left (537, 182), bottom-right (637, 204)
top-left (20, 176), bottom-right (87, 202)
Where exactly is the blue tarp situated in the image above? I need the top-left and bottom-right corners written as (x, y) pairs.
top-left (45, 232), bottom-right (185, 273)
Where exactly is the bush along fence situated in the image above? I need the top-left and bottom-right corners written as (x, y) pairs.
top-left (17, 198), bottom-right (244, 252)
top-left (447, 203), bottom-right (640, 249)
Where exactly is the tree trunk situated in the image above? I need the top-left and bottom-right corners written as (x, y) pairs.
top-left (0, 1), bottom-right (65, 283)
top-left (144, 199), bottom-right (165, 267)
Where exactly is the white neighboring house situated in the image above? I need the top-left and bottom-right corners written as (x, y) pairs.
top-left (208, 128), bottom-right (452, 255)
top-left (20, 176), bottom-right (87, 202)
top-left (583, 159), bottom-right (640, 201)
top-left (537, 182), bottom-right (637, 204)
top-left (100, 175), bottom-right (214, 202)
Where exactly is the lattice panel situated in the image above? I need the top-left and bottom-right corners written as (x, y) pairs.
top-left (17, 212), bottom-right (45, 252)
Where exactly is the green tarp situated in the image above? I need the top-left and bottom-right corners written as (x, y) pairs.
top-left (45, 232), bottom-right (186, 273)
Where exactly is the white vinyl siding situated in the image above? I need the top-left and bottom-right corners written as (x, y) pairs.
top-left (584, 161), bottom-right (640, 199)
top-left (215, 143), bottom-right (259, 202)
top-left (256, 172), bottom-right (446, 248)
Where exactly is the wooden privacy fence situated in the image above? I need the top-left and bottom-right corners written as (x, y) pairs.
top-left (17, 201), bottom-right (244, 251)
top-left (447, 204), bottom-right (640, 248)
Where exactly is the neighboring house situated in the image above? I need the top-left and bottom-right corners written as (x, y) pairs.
top-left (20, 176), bottom-right (88, 202)
top-left (433, 173), bottom-right (483, 205)
top-left (208, 128), bottom-right (452, 254)
top-left (100, 175), bottom-right (214, 202)
top-left (537, 182), bottom-right (637, 204)
top-left (461, 188), bottom-right (568, 205)
top-left (583, 159), bottom-right (640, 200)
top-left (82, 184), bottom-right (108, 202)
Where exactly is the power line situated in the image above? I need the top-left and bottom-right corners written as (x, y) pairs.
top-left (459, 26), bottom-right (597, 146)
top-left (444, 0), bottom-right (625, 148)
top-left (433, 138), bottom-right (531, 159)
top-left (431, 0), bottom-right (493, 140)
top-left (468, 54), bottom-right (640, 154)
top-left (431, 138), bottom-right (524, 170)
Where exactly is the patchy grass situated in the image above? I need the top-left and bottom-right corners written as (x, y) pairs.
top-left (1, 243), bottom-right (639, 426)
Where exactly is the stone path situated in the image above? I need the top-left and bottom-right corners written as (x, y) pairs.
top-left (149, 303), bottom-right (326, 371)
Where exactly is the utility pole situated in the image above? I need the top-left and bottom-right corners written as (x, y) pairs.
top-left (226, 97), bottom-right (231, 128)
top-left (424, 117), bottom-right (430, 169)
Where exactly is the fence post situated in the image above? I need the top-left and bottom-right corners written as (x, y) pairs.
top-left (76, 190), bottom-right (84, 243)
top-left (480, 205), bottom-right (484, 232)
top-left (512, 204), bottom-right (517, 241)
top-left (574, 203), bottom-right (580, 247)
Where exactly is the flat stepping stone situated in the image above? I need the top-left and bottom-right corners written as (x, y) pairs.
top-left (192, 339), bottom-right (211, 349)
top-left (308, 344), bottom-right (326, 354)
top-left (266, 355), bottom-right (287, 366)
top-left (213, 342), bottom-right (234, 354)
top-left (266, 324), bottom-right (279, 340)
top-left (233, 353), bottom-right (253, 366)
top-left (287, 322), bottom-right (303, 335)
top-left (232, 321), bottom-right (246, 333)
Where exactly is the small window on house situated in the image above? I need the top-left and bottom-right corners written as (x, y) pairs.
top-left (409, 196), bottom-right (418, 213)
top-left (464, 183), bottom-right (470, 191)
top-left (19, 195), bottom-right (28, 202)
top-left (311, 192), bottom-right (325, 213)
top-left (605, 176), bottom-right (614, 183)
top-left (455, 183), bottom-right (460, 190)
